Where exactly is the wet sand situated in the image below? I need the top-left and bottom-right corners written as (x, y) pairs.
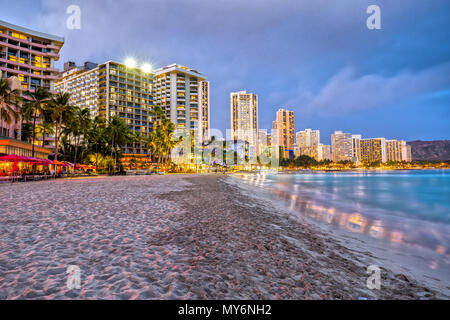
top-left (0, 175), bottom-right (441, 299)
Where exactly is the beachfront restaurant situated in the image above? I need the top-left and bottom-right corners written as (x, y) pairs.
top-left (0, 137), bottom-right (52, 177)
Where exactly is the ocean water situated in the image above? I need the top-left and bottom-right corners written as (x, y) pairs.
top-left (237, 170), bottom-right (450, 288)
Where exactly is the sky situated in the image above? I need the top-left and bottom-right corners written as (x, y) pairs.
top-left (1, 0), bottom-right (449, 144)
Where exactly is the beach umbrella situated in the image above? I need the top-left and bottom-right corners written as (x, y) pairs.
top-left (53, 160), bottom-right (68, 167)
top-left (0, 155), bottom-right (28, 162)
top-left (0, 155), bottom-right (29, 173)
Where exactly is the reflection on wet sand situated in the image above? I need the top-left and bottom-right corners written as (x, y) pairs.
top-left (237, 173), bottom-right (449, 272)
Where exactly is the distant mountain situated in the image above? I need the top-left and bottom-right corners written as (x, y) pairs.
top-left (407, 140), bottom-right (450, 161)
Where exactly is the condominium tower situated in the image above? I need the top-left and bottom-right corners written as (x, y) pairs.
top-left (331, 131), bottom-right (353, 162)
top-left (360, 138), bottom-right (387, 163)
top-left (0, 20), bottom-right (64, 139)
top-left (272, 108), bottom-right (294, 158)
top-left (386, 139), bottom-right (411, 162)
top-left (230, 91), bottom-right (258, 154)
top-left (296, 128), bottom-right (331, 161)
top-left (296, 129), bottom-right (320, 149)
top-left (153, 64), bottom-right (210, 143)
top-left (55, 60), bottom-right (154, 155)
top-left (351, 134), bottom-right (362, 163)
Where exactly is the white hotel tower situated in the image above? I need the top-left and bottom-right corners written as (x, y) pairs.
top-left (230, 91), bottom-right (259, 155)
top-left (153, 64), bottom-right (210, 143)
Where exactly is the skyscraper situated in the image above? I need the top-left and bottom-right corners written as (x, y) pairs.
top-left (360, 138), bottom-right (387, 163)
top-left (0, 20), bottom-right (64, 140)
top-left (153, 64), bottom-right (210, 143)
top-left (402, 142), bottom-right (412, 162)
top-left (296, 129), bottom-right (320, 149)
top-left (386, 139), bottom-right (403, 162)
top-left (331, 131), bottom-right (353, 162)
top-left (230, 91), bottom-right (258, 155)
top-left (273, 108), bottom-right (294, 158)
top-left (351, 134), bottom-right (361, 163)
top-left (386, 139), bottom-right (411, 162)
top-left (318, 144), bottom-right (331, 161)
top-left (55, 60), bottom-right (154, 155)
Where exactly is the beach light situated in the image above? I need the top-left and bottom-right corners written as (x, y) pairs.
top-left (125, 57), bottom-right (137, 69)
top-left (141, 63), bottom-right (152, 73)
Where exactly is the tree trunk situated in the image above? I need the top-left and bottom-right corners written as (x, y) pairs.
top-left (54, 114), bottom-right (62, 162)
top-left (110, 135), bottom-right (115, 174)
top-left (42, 127), bottom-right (46, 147)
top-left (31, 108), bottom-right (37, 158)
top-left (74, 135), bottom-right (79, 168)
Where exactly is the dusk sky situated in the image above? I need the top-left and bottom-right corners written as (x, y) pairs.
top-left (2, 0), bottom-right (449, 144)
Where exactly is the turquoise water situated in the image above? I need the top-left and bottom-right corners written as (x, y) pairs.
top-left (239, 170), bottom-right (450, 260)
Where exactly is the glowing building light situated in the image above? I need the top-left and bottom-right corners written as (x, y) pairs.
top-left (125, 58), bottom-right (137, 69)
top-left (141, 63), bottom-right (152, 73)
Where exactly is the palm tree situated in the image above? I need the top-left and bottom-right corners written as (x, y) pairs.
top-left (48, 92), bottom-right (75, 161)
top-left (0, 78), bottom-right (21, 138)
top-left (86, 116), bottom-right (108, 170)
top-left (145, 130), bottom-right (158, 163)
top-left (106, 115), bottom-right (133, 174)
top-left (71, 107), bottom-right (91, 167)
top-left (22, 87), bottom-right (52, 157)
top-left (36, 107), bottom-right (54, 147)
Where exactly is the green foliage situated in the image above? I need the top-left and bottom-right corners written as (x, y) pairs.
top-left (0, 78), bottom-right (21, 128)
top-left (280, 155), bottom-right (318, 168)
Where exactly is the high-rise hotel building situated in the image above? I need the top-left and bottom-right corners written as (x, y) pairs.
top-left (295, 129), bottom-right (331, 161)
top-left (272, 108), bottom-right (294, 158)
top-left (153, 64), bottom-right (210, 143)
top-left (386, 139), bottom-right (411, 162)
top-left (0, 20), bottom-right (64, 140)
top-left (360, 138), bottom-right (387, 163)
top-left (55, 60), bottom-right (154, 155)
top-left (55, 61), bottom-right (99, 116)
top-left (296, 129), bottom-right (320, 149)
top-left (331, 131), bottom-right (353, 162)
top-left (230, 91), bottom-right (258, 154)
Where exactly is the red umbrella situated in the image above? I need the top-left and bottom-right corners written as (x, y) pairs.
top-left (0, 155), bottom-right (28, 173)
top-left (0, 155), bottom-right (28, 162)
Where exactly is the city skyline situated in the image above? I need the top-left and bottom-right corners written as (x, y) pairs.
top-left (1, 0), bottom-right (449, 145)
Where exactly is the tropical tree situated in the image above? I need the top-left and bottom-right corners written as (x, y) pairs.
top-left (70, 107), bottom-right (91, 166)
top-left (145, 105), bottom-right (182, 166)
top-left (0, 78), bottom-right (21, 138)
top-left (86, 116), bottom-right (109, 169)
top-left (22, 87), bottom-right (52, 157)
top-left (48, 92), bottom-right (75, 161)
top-left (36, 107), bottom-right (54, 147)
top-left (106, 115), bottom-right (133, 174)
top-left (145, 130), bottom-right (158, 163)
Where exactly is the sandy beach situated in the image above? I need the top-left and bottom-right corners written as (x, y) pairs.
top-left (0, 175), bottom-right (441, 299)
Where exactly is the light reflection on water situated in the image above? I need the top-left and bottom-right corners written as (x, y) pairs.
top-left (237, 170), bottom-right (450, 272)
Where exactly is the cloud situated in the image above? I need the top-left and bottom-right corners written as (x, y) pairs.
top-left (2, 0), bottom-right (449, 138)
top-left (279, 62), bottom-right (450, 116)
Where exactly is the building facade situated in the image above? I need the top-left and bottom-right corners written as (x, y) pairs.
top-left (360, 138), bottom-right (387, 163)
top-left (351, 134), bottom-right (361, 163)
top-left (55, 60), bottom-right (154, 155)
top-left (385, 139), bottom-right (412, 162)
top-left (0, 20), bottom-right (64, 141)
top-left (230, 91), bottom-right (258, 155)
top-left (273, 108), bottom-right (294, 158)
top-left (153, 64), bottom-right (210, 143)
top-left (296, 129), bottom-right (320, 149)
top-left (402, 142), bottom-right (412, 162)
top-left (386, 139), bottom-right (403, 162)
top-left (55, 61), bottom-right (99, 116)
top-left (331, 131), bottom-right (353, 162)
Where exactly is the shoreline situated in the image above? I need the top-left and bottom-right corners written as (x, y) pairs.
top-left (0, 175), bottom-right (444, 299)
top-left (227, 174), bottom-right (449, 298)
